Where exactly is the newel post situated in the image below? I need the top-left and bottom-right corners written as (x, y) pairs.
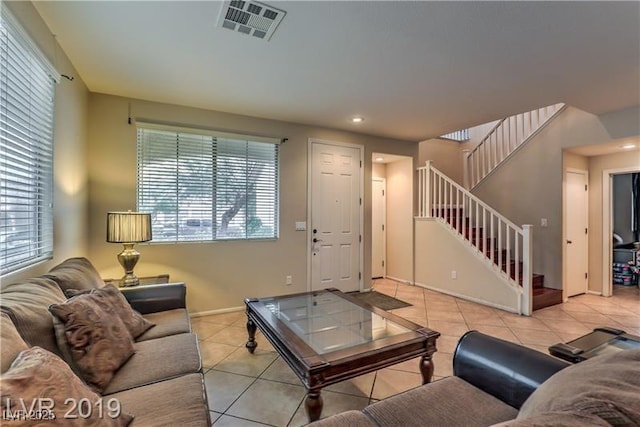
top-left (424, 160), bottom-right (432, 218)
top-left (521, 224), bottom-right (533, 316)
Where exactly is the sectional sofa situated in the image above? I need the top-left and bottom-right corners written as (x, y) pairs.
top-left (0, 257), bottom-right (210, 426)
top-left (311, 331), bottom-right (640, 426)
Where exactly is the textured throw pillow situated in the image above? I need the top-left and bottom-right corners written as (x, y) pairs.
top-left (49, 294), bottom-right (135, 393)
top-left (0, 312), bottom-right (28, 374)
top-left (66, 285), bottom-right (155, 339)
top-left (518, 349), bottom-right (640, 426)
top-left (0, 346), bottom-right (132, 426)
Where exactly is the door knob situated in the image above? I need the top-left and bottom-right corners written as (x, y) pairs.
top-left (567, 240), bottom-right (573, 244)
top-left (313, 238), bottom-right (323, 243)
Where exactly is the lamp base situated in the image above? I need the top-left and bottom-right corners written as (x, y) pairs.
top-left (117, 244), bottom-right (140, 287)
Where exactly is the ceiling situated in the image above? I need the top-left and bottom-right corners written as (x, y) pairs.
top-left (33, 1), bottom-right (640, 142)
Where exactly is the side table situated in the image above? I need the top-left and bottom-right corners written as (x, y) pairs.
top-left (549, 327), bottom-right (640, 363)
top-left (103, 274), bottom-right (170, 288)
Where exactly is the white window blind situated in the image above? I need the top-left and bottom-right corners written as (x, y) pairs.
top-left (137, 126), bottom-right (279, 242)
top-left (0, 8), bottom-right (57, 275)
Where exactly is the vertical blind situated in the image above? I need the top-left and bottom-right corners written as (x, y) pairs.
top-left (137, 126), bottom-right (279, 242)
top-left (0, 8), bottom-right (57, 275)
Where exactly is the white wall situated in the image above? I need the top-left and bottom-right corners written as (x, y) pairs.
top-left (418, 138), bottom-right (464, 185)
top-left (87, 94), bottom-right (418, 313)
top-left (385, 158), bottom-right (414, 283)
top-left (415, 219), bottom-right (520, 312)
top-left (2, 1), bottom-right (89, 286)
top-left (473, 106), bottom-right (640, 292)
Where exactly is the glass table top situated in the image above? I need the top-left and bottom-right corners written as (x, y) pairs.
top-left (262, 290), bottom-right (412, 355)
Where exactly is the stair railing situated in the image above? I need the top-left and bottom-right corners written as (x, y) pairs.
top-left (418, 161), bottom-right (533, 315)
top-left (466, 103), bottom-right (566, 189)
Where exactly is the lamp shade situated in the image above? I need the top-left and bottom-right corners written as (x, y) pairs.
top-left (106, 212), bottom-right (152, 243)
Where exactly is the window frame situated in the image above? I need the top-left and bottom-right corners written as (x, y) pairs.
top-left (136, 123), bottom-right (280, 244)
top-left (0, 7), bottom-right (59, 276)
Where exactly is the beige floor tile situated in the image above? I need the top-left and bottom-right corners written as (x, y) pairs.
top-left (371, 369), bottom-right (422, 400)
top-left (435, 334), bottom-right (460, 354)
top-left (504, 316), bottom-right (551, 331)
top-left (565, 311), bottom-right (615, 324)
top-left (386, 356), bottom-right (421, 374)
top-left (192, 319), bottom-right (228, 341)
top-left (325, 372), bottom-right (375, 397)
top-left (560, 301), bottom-right (599, 314)
top-left (427, 310), bottom-right (466, 323)
top-left (260, 357), bottom-right (303, 386)
top-left (432, 352), bottom-right (453, 377)
top-left (213, 414), bottom-right (270, 426)
top-left (215, 347), bottom-right (279, 377)
top-left (226, 379), bottom-right (306, 426)
top-left (428, 319), bottom-right (469, 337)
top-left (467, 325), bottom-right (519, 343)
top-left (205, 369), bottom-right (256, 413)
top-left (540, 319), bottom-right (591, 335)
top-left (202, 311), bottom-right (247, 326)
top-left (510, 328), bottom-right (562, 347)
top-left (611, 315), bottom-right (640, 328)
top-left (210, 412), bottom-right (222, 424)
top-left (200, 341), bottom-right (240, 368)
top-left (390, 306), bottom-right (428, 320)
top-left (288, 390), bottom-right (370, 427)
top-left (208, 325), bottom-right (249, 347)
top-left (425, 300), bottom-right (460, 312)
top-left (532, 307), bottom-right (577, 321)
top-left (461, 311), bottom-right (506, 327)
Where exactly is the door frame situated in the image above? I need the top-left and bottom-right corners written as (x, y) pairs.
top-left (563, 168), bottom-right (589, 298)
top-left (307, 138), bottom-right (364, 292)
top-left (602, 166), bottom-right (640, 297)
top-left (372, 177), bottom-right (387, 279)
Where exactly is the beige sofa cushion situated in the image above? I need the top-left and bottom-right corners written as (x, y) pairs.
top-left (518, 349), bottom-right (640, 425)
top-left (364, 377), bottom-right (518, 427)
top-left (0, 277), bottom-right (66, 355)
top-left (103, 333), bottom-right (202, 394)
top-left (46, 257), bottom-right (105, 292)
top-left (49, 294), bottom-right (135, 393)
top-left (67, 285), bottom-right (155, 338)
top-left (137, 308), bottom-right (190, 341)
top-left (0, 346), bottom-right (133, 426)
top-left (0, 312), bottom-right (28, 374)
top-left (106, 373), bottom-right (209, 426)
top-left (310, 410), bottom-right (377, 426)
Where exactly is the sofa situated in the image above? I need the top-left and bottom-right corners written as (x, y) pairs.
top-left (0, 257), bottom-right (210, 426)
top-left (311, 331), bottom-right (640, 427)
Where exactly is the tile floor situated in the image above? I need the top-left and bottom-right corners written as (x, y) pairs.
top-left (193, 279), bottom-right (640, 426)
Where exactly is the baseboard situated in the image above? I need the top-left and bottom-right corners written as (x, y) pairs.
top-left (385, 275), bottom-right (415, 286)
top-left (414, 281), bottom-right (520, 314)
top-left (587, 290), bottom-right (603, 296)
top-left (190, 306), bottom-right (244, 318)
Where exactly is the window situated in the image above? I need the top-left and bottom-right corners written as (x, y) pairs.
top-left (0, 8), bottom-right (58, 275)
top-left (137, 125), bottom-right (279, 242)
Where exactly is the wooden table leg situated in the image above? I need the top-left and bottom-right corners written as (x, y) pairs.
top-left (246, 317), bottom-right (258, 354)
top-left (420, 354), bottom-right (434, 384)
top-left (305, 389), bottom-right (323, 422)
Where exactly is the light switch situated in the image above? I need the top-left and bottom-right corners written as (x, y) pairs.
top-left (541, 218), bottom-right (548, 227)
top-left (295, 221), bottom-right (306, 231)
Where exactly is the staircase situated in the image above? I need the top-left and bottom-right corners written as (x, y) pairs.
top-left (465, 103), bottom-right (566, 189)
top-left (418, 162), bottom-right (562, 314)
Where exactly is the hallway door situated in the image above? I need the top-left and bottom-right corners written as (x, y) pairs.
top-left (372, 178), bottom-right (386, 278)
top-left (566, 170), bottom-right (588, 297)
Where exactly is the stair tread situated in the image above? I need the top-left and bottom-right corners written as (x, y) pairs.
top-left (532, 287), bottom-right (563, 311)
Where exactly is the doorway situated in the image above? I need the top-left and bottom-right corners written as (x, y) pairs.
top-left (308, 139), bottom-right (363, 293)
top-left (372, 178), bottom-right (386, 278)
top-left (565, 169), bottom-right (589, 297)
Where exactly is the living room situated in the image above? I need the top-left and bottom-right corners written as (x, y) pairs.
top-left (2, 1), bottom-right (640, 426)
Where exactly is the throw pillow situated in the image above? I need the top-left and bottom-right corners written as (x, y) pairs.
top-left (518, 349), bottom-right (640, 426)
top-left (66, 285), bottom-right (155, 339)
top-left (49, 294), bottom-right (135, 393)
top-left (0, 312), bottom-right (28, 374)
top-left (0, 346), bottom-right (132, 426)
top-left (45, 257), bottom-right (105, 292)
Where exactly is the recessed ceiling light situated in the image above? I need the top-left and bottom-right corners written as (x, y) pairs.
top-left (375, 157), bottom-right (384, 162)
top-left (351, 117), bottom-right (364, 123)
top-left (621, 143), bottom-right (637, 149)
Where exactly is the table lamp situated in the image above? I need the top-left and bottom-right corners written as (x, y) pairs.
top-left (106, 211), bottom-right (152, 287)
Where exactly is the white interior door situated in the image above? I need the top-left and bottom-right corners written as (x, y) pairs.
top-left (311, 141), bottom-right (362, 292)
top-left (372, 178), bottom-right (386, 278)
top-left (566, 171), bottom-right (589, 297)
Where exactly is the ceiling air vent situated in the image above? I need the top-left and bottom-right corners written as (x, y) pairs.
top-left (217, 1), bottom-right (286, 41)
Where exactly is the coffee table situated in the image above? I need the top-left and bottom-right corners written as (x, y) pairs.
top-left (244, 288), bottom-right (440, 422)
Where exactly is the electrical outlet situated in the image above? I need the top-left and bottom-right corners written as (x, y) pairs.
top-left (285, 275), bottom-right (293, 285)
top-left (541, 218), bottom-right (548, 227)
top-left (451, 270), bottom-right (457, 280)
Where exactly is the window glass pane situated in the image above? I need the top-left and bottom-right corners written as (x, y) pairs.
top-left (137, 128), bottom-right (278, 242)
top-left (0, 9), bottom-right (55, 275)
